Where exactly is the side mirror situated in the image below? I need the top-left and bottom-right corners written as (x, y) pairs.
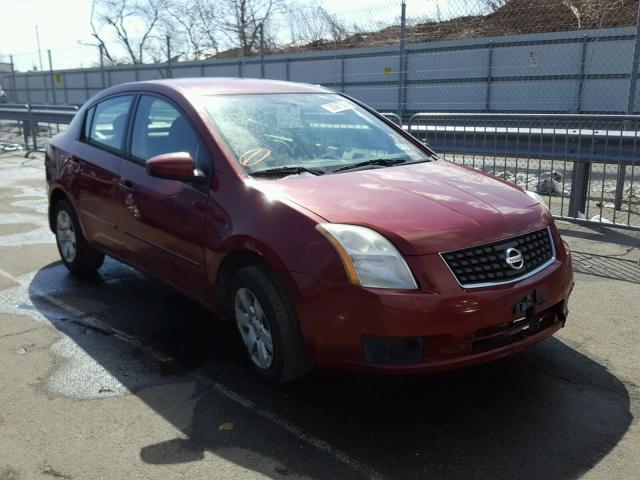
top-left (145, 152), bottom-right (206, 184)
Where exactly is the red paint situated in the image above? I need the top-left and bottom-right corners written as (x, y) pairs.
top-left (46, 78), bottom-right (573, 374)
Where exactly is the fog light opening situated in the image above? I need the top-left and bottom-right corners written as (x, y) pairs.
top-left (363, 336), bottom-right (424, 364)
top-left (389, 338), bottom-right (422, 362)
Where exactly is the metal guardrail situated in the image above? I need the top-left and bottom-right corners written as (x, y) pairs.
top-left (0, 103), bottom-right (77, 153)
top-left (408, 113), bottom-right (640, 231)
top-left (0, 105), bottom-right (638, 230)
top-left (380, 112), bottom-right (403, 127)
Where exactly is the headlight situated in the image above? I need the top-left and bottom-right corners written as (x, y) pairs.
top-left (316, 224), bottom-right (418, 289)
top-left (526, 190), bottom-right (548, 209)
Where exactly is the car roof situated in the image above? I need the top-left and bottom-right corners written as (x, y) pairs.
top-left (131, 77), bottom-right (333, 96)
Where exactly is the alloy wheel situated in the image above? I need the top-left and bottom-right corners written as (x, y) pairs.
top-left (234, 287), bottom-right (274, 369)
top-left (56, 210), bottom-right (77, 263)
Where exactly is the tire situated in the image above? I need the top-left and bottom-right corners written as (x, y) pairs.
top-left (230, 265), bottom-right (311, 384)
top-left (53, 199), bottom-right (105, 274)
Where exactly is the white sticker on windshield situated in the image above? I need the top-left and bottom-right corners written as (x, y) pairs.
top-left (321, 101), bottom-right (354, 113)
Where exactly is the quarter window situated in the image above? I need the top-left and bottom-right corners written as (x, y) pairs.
top-left (131, 95), bottom-right (209, 176)
top-left (83, 106), bottom-right (95, 140)
top-left (88, 95), bottom-right (134, 151)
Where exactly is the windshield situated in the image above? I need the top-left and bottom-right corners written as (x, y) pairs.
top-left (200, 93), bottom-right (432, 176)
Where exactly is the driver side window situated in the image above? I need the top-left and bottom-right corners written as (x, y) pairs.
top-left (130, 95), bottom-right (210, 176)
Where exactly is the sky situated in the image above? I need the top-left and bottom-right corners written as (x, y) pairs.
top-left (0, 0), bottom-right (459, 71)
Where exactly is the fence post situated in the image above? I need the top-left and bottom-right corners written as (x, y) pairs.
top-left (485, 41), bottom-right (494, 111)
top-left (22, 111), bottom-right (29, 148)
top-left (9, 55), bottom-right (17, 103)
top-left (569, 160), bottom-right (590, 218)
top-left (25, 74), bottom-right (31, 104)
top-left (27, 104), bottom-right (37, 151)
top-left (575, 34), bottom-right (588, 113)
top-left (166, 36), bottom-right (173, 78)
top-left (260, 24), bottom-right (265, 79)
top-left (83, 70), bottom-right (89, 101)
top-left (616, 4), bottom-right (640, 209)
top-left (47, 50), bottom-right (57, 105)
top-left (397, 0), bottom-right (407, 118)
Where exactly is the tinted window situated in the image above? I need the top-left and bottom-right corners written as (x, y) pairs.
top-left (88, 95), bottom-right (134, 151)
top-left (131, 95), bottom-right (209, 175)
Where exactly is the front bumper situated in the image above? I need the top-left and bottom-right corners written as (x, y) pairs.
top-left (288, 228), bottom-right (574, 374)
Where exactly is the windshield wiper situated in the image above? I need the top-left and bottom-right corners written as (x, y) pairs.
top-left (249, 166), bottom-right (324, 178)
top-left (330, 158), bottom-right (409, 173)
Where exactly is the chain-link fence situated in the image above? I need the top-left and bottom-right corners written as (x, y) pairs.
top-left (408, 113), bottom-right (640, 229)
top-left (1, 0), bottom-right (639, 113)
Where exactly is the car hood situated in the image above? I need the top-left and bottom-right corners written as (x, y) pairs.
top-left (256, 161), bottom-right (551, 255)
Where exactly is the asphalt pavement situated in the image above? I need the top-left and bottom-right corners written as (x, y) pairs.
top-left (0, 152), bottom-right (638, 480)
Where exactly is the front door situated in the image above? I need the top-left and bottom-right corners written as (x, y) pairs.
top-left (117, 94), bottom-right (211, 299)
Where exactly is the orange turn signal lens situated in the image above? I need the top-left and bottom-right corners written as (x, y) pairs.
top-left (315, 224), bottom-right (361, 285)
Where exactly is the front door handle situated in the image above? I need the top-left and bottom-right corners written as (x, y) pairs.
top-left (118, 178), bottom-right (140, 217)
top-left (118, 178), bottom-right (135, 204)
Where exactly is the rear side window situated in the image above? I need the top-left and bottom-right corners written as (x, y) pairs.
top-left (88, 95), bottom-right (134, 151)
top-left (131, 95), bottom-right (209, 176)
top-left (83, 107), bottom-right (95, 140)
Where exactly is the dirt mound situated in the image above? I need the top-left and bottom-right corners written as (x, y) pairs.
top-left (275, 0), bottom-right (638, 53)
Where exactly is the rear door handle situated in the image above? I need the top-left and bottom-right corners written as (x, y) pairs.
top-left (67, 156), bottom-right (82, 174)
top-left (118, 178), bottom-right (135, 190)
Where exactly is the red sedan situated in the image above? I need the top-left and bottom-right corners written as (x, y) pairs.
top-left (45, 78), bottom-right (573, 383)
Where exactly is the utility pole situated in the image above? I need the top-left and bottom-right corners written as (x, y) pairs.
top-left (48, 49), bottom-right (57, 104)
top-left (35, 25), bottom-right (44, 71)
top-left (99, 45), bottom-right (106, 89)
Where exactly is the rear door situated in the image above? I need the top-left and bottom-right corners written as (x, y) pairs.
top-left (72, 95), bottom-right (134, 250)
top-left (116, 94), bottom-right (210, 298)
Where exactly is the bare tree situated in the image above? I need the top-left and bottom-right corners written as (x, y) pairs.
top-left (90, 0), bottom-right (116, 64)
top-left (164, 0), bottom-right (221, 60)
top-left (219, 0), bottom-right (284, 56)
top-left (287, 3), bottom-right (352, 48)
top-left (562, 0), bottom-right (583, 28)
top-left (91, 0), bottom-right (167, 64)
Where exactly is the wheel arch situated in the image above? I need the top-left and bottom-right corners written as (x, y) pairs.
top-left (214, 245), bottom-right (302, 318)
top-left (217, 249), bottom-right (276, 311)
top-left (48, 188), bottom-right (70, 232)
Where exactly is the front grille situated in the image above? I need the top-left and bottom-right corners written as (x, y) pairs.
top-left (441, 227), bottom-right (554, 288)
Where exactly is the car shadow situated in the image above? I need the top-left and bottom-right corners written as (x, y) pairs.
top-left (29, 259), bottom-right (632, 480)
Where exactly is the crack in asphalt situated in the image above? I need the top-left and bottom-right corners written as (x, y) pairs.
top-left (0, 326), bottom-right (47, 340)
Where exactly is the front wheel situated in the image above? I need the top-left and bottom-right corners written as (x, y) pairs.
top-left (231, 265), bottom-right (311, 384)
top-left (54, 199), bottom-right (105, 274)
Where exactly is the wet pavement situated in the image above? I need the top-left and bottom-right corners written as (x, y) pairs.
top-left (0, 152), bottom-right (639, 479)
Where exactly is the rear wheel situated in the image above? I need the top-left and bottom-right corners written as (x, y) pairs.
top-left (54, 199), bottom-right (104, 274)
top-left (231, 265), bottom-right (311, 383)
